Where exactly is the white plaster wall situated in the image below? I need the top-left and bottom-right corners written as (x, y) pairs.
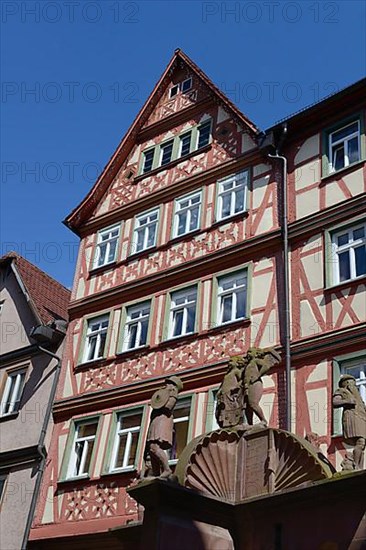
top-left (294, 134), bottom-right (319, 165)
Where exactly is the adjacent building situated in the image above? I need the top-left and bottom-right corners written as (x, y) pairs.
top-left (0, 252), bottom-right (70, 549)
top-left (28, 51), bottom-right (365, 548)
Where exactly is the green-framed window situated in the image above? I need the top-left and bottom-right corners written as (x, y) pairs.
top-left (132, 208), bottom-right (159, 255)
top-left (120, 300), bottom-right (152, 352)
top-left (106, 407), bottom-right (146, 473)
top-left (92, 224), bottom-right (121, 270)
top-left (62, 417), bottom-right (101, 480)
top-left (173, 190), bottom-right (202, 238)
top-left (322, 113), bottom-right (365, 177)
top-left (333, 353), bottom-right (366, 435)
top-left (168, 395), bottom-right (195, 464)
top-left (138, 118), bottom-right (213, 175)
top-left (215, 268), bottom-right (249, 326)
top-left (81, 314), bottom-right (110, 363)
top-left (167, 285), bottom-right (198, 339)
top-left (205, 388), bottom-right (219, 432)
top-left (216, 170), bottom-right (249, 221)
top-left (325, 220), bottom-right (366, 286)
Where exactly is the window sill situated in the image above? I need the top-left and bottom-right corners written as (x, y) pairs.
top-left (116, 345), bottom-right (150, 359)
top-left (324, 275), bottom-right (366, 293)
top-left (88, 261), bottom-right (117, 277)
top-left (134, 144), bottom-right (211, 183)
top-left (168, 228), bottom-right (202, 247)
top-left (58, 475), bottom-right (90, 485)
top-left (210, 210), bottom-right (249, 230)
top-left (101, 467), bottom-right (137, 477)
top-left (321, 159), bottom-right (365, 183)
top-left (161, 332), bottom-right (198, 348)
top-left (76, 357), bottom-right (108, 370)
top-left (204, 317), bottom-right (251, 335)
top-left (0, 411), bottom-right (19, 422)
top-left (128, 247), bottom-right (158, 262)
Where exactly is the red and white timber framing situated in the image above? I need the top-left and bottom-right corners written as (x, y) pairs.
top-left (29, 52), bottom-right (366, 544)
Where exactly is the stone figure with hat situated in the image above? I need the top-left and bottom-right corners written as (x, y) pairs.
top-left (333, 374), bottom-right (366, 470)
top-left (143, 375), bottom-right (183, 479)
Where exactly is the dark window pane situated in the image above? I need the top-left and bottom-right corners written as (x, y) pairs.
top-left (140, 319), bottom-right (148, 345)
top-left (189, 206), bottom-right (199, 231)
top-left (222, 194), bottom-right (231, 217)
top-left (186, 305), bottom-right (196, 333)
top-left (108, 240), bottom-right (117, 263)
top-left (181, 78), bottom-right (192, 93)
top-left (353, 227), bottom-right (365, 240)
top-left (79, 423), bottom-right (98, 438)
top-left (177, 211), bottom-right (187, 235)
top-left (222, 295), bottom-right (233, 323)
top-left (197, 121), bottom-right (211, 148)
top-left (338, 250), bottom-right (350, 281)
top-left (348, 136), bottom-right (360, 164)
top-left (143, 150), bottom-right (154, 173)
top-left (147, 224), bottom-right (156, 247)
top-left (174, 420), bottom-right (189, 458)
top-left (180, 133), bottom-right (191, 156)
top-left (98, 332), bottom-right (107, 357)
top-left (173, 310), bottom-right (184, 336)
top-left (84, 441), bottom-right (94, 472)
top-left (87, 336), bottom-right (97, 360)
top-left (120, 413), bottom-right (142, 430)
top-left (235, 188), bottom-right (245, 213)
top-left (115, 434), bottom-right (127, 468)
top-left (337, 233), bottom-right (349, 246)
top-left (355, 245), bottom-right (366, 277)
top-left (98, 243), bottom-right (107, 266)
top-left (236, 290), bottom-right (246, 318)
top-left (161, 142), bottom-right (174, 166)
top-left (129, 431), bottom-right (139, 465)
top-left (128, 323), bottom-right (138, 349)
top-left (333, 145), bottom-right (345, 171)
top-left (331, 122), bottom-right (358, 143)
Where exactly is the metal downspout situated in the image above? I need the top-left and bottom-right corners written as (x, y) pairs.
top-left (21, 347), bottom-right (62, 550)
top-left (268, 138), bottom-right (291, 431)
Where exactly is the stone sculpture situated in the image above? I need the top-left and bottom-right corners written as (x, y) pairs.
top-left (143, 375), bottom-right (183, 479)
top-left (333, 374), bottom-right (366, 470)
top-left (215, 347), bottom-right (281, 429)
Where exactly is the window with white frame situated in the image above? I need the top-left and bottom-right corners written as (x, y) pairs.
top-left (341, 357), bottom-right (366, 404)
top-left (83, 315), bottom-right (109, 362)
top-left (122, 301), bottom-right (150, 351)
top-left (217, 171), bottom-right (248, 220)
top-left (329, 120), bottom-right (360, 173)
top-left (93, 225), bottom-right (120, 269)
top-left (169, 287), bottom-right (197, 339)
top-left (67, 420), bottom-right (98, 478)
top-left (181, 77), bottom-right (192, 93)
top-left (179, 131), bottom-right (192, 157)
top-left (168, 397), bottom-right (192, 462)
top-left (160, 140), bottom-right (174, 167)
top-left (143, 149), bottom-right (155, 173)
top-left (169, 78), bottom-right (192, 99)
top-left (0, 368), bottom-right (27, 416)
top-left (197, 120), bottom-right (211, 149)
top-left (173, 191), bottom-right (201, 237)
top-left (217, 271), bottom-right (247, 325)
top-left (331, 223), bottom-right (366, 284)
top-left (133, 209), bottom-right (159, 254)
top-left (109, 409), bottom-right (143, 472)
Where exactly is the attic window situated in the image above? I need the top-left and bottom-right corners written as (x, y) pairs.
top-left (181, 78), bottom-right (192, 93)
top-left (169, 85), bottom-right (179, 98)
top-left (169, 77), bottom-right (193, 99)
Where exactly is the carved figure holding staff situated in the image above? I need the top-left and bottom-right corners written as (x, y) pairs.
top-left (144, 376), bottom-right (183, 479)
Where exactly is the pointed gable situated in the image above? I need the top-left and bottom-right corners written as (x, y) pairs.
top-left (65, 50), bottom-right (260, 234)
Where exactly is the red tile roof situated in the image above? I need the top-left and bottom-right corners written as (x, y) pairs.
top-left (0, 252), bottom-right (70, 324)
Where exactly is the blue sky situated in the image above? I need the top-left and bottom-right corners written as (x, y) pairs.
top-left (1, 0), bottom-right (365, 287)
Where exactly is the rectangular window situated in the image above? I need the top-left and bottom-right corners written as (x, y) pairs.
top-left (217, 171), bottom-right (248, 220)
top-left (329, 120), bottom-right (360, 173)
top-left (181, 78), bottom-right (192, 93)
top-left (179, 131), bottom-right (192, 157)
top-left (67, 420), bottom-right (98, 478)
top-left (169, 287), bottom-right (197, 339)
top-left (143, 149), bottom-right (155, 173)
top-left (110, 409), bottom-right (143, 472)
top-left (197, 120), bottom-right (211, 149)
top-left (331, 223), bottom-right (366, 284)
top-left (160, 140), bottom-right (174, 166)
top-left (93, 225), bottom-right (120, 269)
top-left (173, 191), bottom-right (201, 237)
top-left (122, 301), bottom-right (150, 352)
top-left (133, 209), bottom-right (159, 254)
top-left (0, 368), bottom-right (26, 416)
top-left (168, 397), bottom-right (192, 462)
top-left (217, 271), bottom-right (247, 325)
top-left (341, 357), bottom-right (366, 404)
top-left (83, 315), bottom-right (109, 362)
